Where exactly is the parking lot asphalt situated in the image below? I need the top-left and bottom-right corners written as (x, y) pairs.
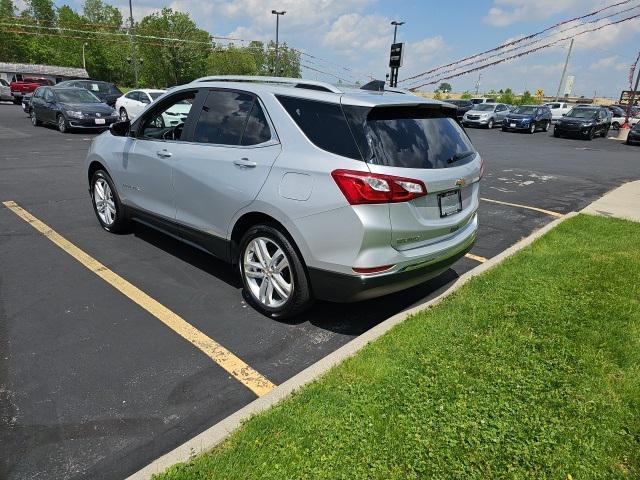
top-left (1, 101), bottom-right (639, 479)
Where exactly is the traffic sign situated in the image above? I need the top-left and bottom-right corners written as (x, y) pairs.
top-left (389, 43), bottom-right (404, 68)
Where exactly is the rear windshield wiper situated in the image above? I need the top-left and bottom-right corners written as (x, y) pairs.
top-left (447, 150), bottom-right (476, 164)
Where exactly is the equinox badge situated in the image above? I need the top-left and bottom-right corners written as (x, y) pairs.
top-left (455, 178), bottom-right (466, 187)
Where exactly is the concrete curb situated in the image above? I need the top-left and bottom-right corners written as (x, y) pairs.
top-left (127, 211), bottom-right (579, 480)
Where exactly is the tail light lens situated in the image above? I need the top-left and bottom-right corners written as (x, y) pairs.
top-left (331, 169), bottom-right (427, 205)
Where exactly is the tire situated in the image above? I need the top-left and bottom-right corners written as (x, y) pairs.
top-left (12, 97), bottom-right (20, 105)
top-left (612, 121), bottom-right (620, 130)
top-left (553, 128), bottom-right (561, 138)
top-left (501, 127), bottom-right (508, 132)
top-left (57, 114), bottom-right (69, 133)
top-left (487, 119), bottom-right (494, 129)
top-left (602, 127), bottom-right (610, 138)
top-left (31, 110), bottom-right (41, 126)
top-left (119, 107), bottom-right (128, 121)
top-left (90, 170), bottom-right (128, 233)
top-left (239, 224), bottom-right (312, 319)
top-left (543, 121), bottom-right (550, 132)
top-left (587, 127), bottom-right (595, 141)
top-left (528, 122), bottom-right (536, 134)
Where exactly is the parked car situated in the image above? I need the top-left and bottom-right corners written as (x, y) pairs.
top-left (30, 86), bottom-right (119, 133)
top-left (9, 76), bottom-right (53, 104)
top-left (502, 105), bottom-right (552, 133)
top-left (470, 97), bottom-right (496, 105)
top-left (610, 114), bottom-right (640, 130)
top-left (56, 79), bottom-right (123, 106)
top-left (0, 78), bottom-right (12, 101)
top-left (626, 122), bottom-right (640, 145)
top-left (85, 76), bottom-right (482, 318)
top-left (462, 103), bottom-right (510, 128)
top-left (115, 89), bottom-right (165, 120)
top-left (21, 93), bottom-right (32, 113)
top-left (445, 99), bottom-right (473, 121)
top-left (553, 106), bottom-right (611, 140)
top-left (544, 101), bottom-right (571, 122)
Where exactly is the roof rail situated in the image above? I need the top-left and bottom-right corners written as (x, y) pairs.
top-left (191, 75), bottom-right (343, 94)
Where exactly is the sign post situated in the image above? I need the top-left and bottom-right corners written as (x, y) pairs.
top-left (388, 42), bottom-right (404, 88)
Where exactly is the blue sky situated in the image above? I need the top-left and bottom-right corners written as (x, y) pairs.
top-left (46, 0), bottom-right (640, 98)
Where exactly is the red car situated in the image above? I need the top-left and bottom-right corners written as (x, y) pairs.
top-left (10, 76), bottom-right (54, 104)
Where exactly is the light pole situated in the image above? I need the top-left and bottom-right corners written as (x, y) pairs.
top-left (389, 20), bottom-right (404, 87)
top-left (272, 10), bottom-right (286, 76)
top-left (82, 42), bottom-right (88, 70)
top-left (128, 0), bottom-right (139, 87)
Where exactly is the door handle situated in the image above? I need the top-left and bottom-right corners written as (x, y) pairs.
top-left (234, 158), bottom-right (257, 168)
top-left (156, 149), bottom-right (172, 158)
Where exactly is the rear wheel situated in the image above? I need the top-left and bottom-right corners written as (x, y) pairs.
top-left (239, 225), bottom-right (312, 319)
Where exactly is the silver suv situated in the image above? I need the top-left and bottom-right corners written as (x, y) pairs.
top-left (85, 76), bottom-right (482, 318)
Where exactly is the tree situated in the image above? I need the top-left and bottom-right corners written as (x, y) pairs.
top-left (460, 91), bottom-right (472, 99)
top-left (208, 45), bottom-right (258, 75)
top-left (498, 88), bottom-right (515, 105)
top-left (518, 90), bottom-right (539, 105)
top-left (437, 82), bottom-right (452, 92)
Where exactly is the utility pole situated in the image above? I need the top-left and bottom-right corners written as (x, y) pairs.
top-left (272, 10), bottom-right (286, 76)
top-left (624, 62), bottom-right (640, 127)
top-left (555, 38), bottom-right (574, 101)
top-left (389, 21), bottom-right (404, 87)
top-left (128, 0), bottom-right (138, 87)
top-left (82, 42), bottom-right (87, 70)
top-left (475, 73), bottom-right (482, 95)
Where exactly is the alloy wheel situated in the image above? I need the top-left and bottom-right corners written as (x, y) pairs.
top-left (243, 237), bottom-right (292, 308)
top-left (31, 112), bottom-right (37, 126)
top-left (120, 108), bottom-right (128, 121)
top-left (58, 115), bottom-right (66, 133)
top-left (93, 178), bottom-right (116, 226)
top-left (530, 123), bottom-right (536, 134)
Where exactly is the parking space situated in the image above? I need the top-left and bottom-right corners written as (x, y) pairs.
top-left (2, 101), bottom-right (640, 479)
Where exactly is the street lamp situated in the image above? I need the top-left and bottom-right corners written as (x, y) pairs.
top-left (82, 42), bottom-right (88, 70)
top-left (272, 10), bottom-right (286, 76)
top-left (389, 21), bottom-right (404, 87)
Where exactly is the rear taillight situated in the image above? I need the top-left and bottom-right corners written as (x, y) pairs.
top-left (331, 169), bottom-right (427, 205)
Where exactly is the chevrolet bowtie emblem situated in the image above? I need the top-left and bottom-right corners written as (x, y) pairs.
top-left (96, 113), bottom-right (101, 117)
top-left (455, 178), bottom-right (466, 187)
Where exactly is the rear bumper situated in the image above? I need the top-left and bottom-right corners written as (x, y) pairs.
top-left (309, 223), bottom-right (476, 303)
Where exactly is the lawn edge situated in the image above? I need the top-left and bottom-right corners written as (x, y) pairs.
top-left (127, 211), bottom-right (579, 480)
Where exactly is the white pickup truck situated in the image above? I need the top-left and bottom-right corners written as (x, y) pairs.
top-left (544, 102), bottom-right (572, 121)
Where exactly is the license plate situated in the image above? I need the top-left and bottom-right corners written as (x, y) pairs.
top-left (438, 189), bottom-right (462, 217)
top-left (95, 118), bottom-right (106, 125)
top-left (510, 123), bottom-right (516, 128)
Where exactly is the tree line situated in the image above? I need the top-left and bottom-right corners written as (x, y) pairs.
top-left (0, 0), bottom-right (301, 88)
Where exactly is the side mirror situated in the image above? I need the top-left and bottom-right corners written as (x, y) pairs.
top-left (562, 113), bottom-right (566, 116)
top-left (110, 119), bottom-right (131, 137)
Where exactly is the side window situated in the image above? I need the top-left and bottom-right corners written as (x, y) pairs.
top-left (34, 88), bottom-right (43, 99)
top-left (126, 91), bottom-right (139, 101)
top-left (276, 95), bottom-right (361, 160)
top-left (192, 90), bottom-right (254, 145)
top-left (241, 101), bottom-right (272, 146)
top-left (140, 93), bottom-right (151, 104)
top-left (139, 90), bottom-right (196, 141)
top-left (44, 89), bottom-right (54, 102)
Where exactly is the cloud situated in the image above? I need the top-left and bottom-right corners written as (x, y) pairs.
top-left (589, 55), bottom-right (630, 71)
top-left (483, 0), bottom-right (616, 27)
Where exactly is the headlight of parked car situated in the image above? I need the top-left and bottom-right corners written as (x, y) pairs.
top-left (66, 110), bottom-right (84, 119)
top-left (581, 122), bottom-right (593, 127)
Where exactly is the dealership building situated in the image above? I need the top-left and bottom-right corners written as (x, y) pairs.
top-left (0, 62), bottom-right (89, 84)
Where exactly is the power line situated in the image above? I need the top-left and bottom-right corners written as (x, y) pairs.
top-left (401, 0), bottom-right (638, 84)
top-left (403, 3), bottom-right (640, 87)
top-left (409, 12), bottom-right (640, 89)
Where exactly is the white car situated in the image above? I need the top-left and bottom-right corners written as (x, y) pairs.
top-left (115, 89), bottom-right (166, 121)
top-left (0, 78), bottom-right (12, 101)
top-left (544, 102), bottom-right (571, 122)
top-left (611, 115), bottom-right (640, 129)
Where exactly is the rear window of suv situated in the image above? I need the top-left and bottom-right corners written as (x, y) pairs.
top-left (343, 105), bottom-right (476, 169)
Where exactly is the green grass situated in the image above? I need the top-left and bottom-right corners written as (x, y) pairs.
top-left (155, 214), bottom-right (640, 480)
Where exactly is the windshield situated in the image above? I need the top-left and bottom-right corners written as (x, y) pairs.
top-left (343, 105), bottom-right (476, 169)
top-left (149, 92), bottom-right (165, 100)
top-left (55, 89), bottom-right (101, 103)
top-left (566, 109), bottom-right (597, 119)
top-left (83, 82), bottom-right (121, 94)
top-left (474, 104), bottom-right (495, 112)
top-left (513, 106), bottom-right (536, 115)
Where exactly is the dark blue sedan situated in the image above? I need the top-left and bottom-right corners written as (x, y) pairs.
top-left (502, 105), bottom-right (552, 134)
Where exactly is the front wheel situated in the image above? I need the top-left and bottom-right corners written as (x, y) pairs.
top-left (528, 122), bottom-right (536, 134)
top-left (543, 121), bottom-right (550, 132)
top-left (587, 127), bottom-right (595, 140)
top-left (90, 170), bottom-right (128, 233)
top-left (119, 107), bottom-right (128, 121)
top-left (487, 119), bottom-right (494, 129)
top-left (612, 121), bottom-right (620, 130)
top-left (57, 114), bottom-right (69, 133)
top-left (239, 225), bottom-right (312, 319)
top-left (553, 129), bottom-right (561, 138)
top-left (31, 110), bottom-right (41, 126)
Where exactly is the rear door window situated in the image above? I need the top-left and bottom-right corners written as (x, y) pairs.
top-left (240, 101), bottom-right (272, 146)
top-left (276, 95), bottom-right (361, 160)
top-left (192, 90), bottom-right (254, 145)
top-left (343, 105), bottom-right (475, 169)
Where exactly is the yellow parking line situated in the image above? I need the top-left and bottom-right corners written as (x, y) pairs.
top-left (480, 197), bottom-right (564, 218)
top-left (465, 253), bottom-right (487, 263)
top-left (3, 200), bottom-right (275, 397)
